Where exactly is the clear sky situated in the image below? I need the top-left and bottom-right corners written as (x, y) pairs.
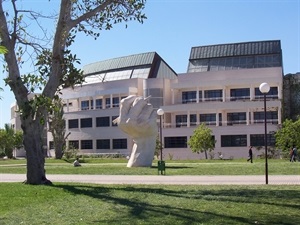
top-left (0, 0), bottom-right (299, 128)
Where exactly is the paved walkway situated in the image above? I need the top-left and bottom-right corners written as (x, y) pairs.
top-left (1, 174), bottom-right (299, 185)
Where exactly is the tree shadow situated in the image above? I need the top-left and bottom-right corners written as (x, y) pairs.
top-left (51, 183), bottom-right (300, 224)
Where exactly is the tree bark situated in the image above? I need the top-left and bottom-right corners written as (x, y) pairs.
top-left (21, 115), bottom-right (51, 185)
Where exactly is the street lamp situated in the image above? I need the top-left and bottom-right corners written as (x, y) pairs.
top-left (259, 82), bottom-right (270, 185)
top-left (157, 108), bottom-right (164, 162)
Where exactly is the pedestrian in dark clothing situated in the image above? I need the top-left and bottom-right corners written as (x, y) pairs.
top-left (247, 146), bottom-right (253, 163)
top-left (290, 148), bottom-right (294, 162)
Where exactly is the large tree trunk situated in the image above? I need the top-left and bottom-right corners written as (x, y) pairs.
top-left (21, 116), bottom-right (51, 185)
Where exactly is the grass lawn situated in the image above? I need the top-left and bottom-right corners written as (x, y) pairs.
top-left (0, 158), bottom-right (299, 175)
top-left (0, 159), bottom-right (300, 224)
top-left (0, 183), bottom-right (299, 225)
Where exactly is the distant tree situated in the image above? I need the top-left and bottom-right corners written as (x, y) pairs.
top-left (0, 124), bottom-right (23, 158)
top-left (48, 98), bottom-right (70, 159)
top-left (188, 123), bottom-right (215, 159)
top-left (275, 118), bottom-right (300, 156)
top-left (0, 0), bottom-right (146, 184)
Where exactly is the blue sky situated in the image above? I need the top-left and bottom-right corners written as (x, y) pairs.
top-left (0, 0), bottom-right (299, 128)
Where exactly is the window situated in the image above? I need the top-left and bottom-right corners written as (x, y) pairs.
top-left (96, 99), bottom-right (103, 109)
top-left (227, 112), bottom-right (246, 125)
top-left (113, 97), bottom-right (120, 107)
top-left (69, 140), bottom-right (79, 149)
top-left (96, 117), bottom-right (110, 127)
top-left (253, 111), bottom-right (278, 124)
top-left (81, 140), bottom-right (93, 149)
top-left (182, 91), bottom-right (200, 104)
top-left (176, 115), bottom-right (187, 127)
top-left (113, 139), bottom-right (127, 149)
top-left (230, 88), bottom-right (250, 101)
top-left (165, 136), bottom-right (187, 148)
top-left (255, 87), bottom-right (278, 99)
top-left (68, 119), bottom-right (79, 129)
top-left (200, 113), bottom-right (216, 125)
top-left (112, 116), bottom-right (119, 127)
top-left (190, 114), bottom-right (197, 126)
top-left (204, 90), bottom-right (222, 101)
top-left (81, 100), bottom-right (93, 110)
top-left (96, 139), bottom-right (110, 149)
top-left (81, 118), bottom-right (93, 128)
top-left (221, 135), bottom-right (247, 147)
top-left (49, 141), bottom-right (54, 150)
top-left (105, 98), bottom-right (111, 108)
top-left (250, 134), bottom-right (275, 147)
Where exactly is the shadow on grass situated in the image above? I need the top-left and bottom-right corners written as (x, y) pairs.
top-left (52, 184), bottom-right (300, 224)
top-left (151, 166), bottom-right (192, 169)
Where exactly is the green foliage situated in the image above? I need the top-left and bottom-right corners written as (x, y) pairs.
top-left (63, 145), bottom-right (79, 160)
top-left (0, 124), bottom-right (23, 158)
top-left (0, 183), bottom-right (300, 225)
top-left (188, 123), bottom-right (215, 154)
top-left (275, 118), bottom-right (300, 154)
top-left (0, 45), bottom-right (8, 54)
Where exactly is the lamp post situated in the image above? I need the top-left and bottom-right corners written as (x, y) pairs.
top-left (259, 82), bottom-right (270, 185)
top-left (157, 108), bottom-right (164, 162)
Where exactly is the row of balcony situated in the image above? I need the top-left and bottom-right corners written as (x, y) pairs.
top-left (163, 119), bottom-right (279, 128)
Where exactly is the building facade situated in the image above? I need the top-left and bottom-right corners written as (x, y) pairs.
top-left (11, 40), bottom-right (286, 159)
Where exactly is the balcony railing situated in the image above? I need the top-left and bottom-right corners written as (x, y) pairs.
top-left (164, 119), bottom-right (278, 128)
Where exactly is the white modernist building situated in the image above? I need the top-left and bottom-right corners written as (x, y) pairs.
top-left (47, 40), bottom-right (283, 160)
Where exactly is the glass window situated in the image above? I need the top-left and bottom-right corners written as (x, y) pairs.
top-left (227, 112), bottom-right (246, 125)
top-left (164, 136), bottom-right (187, 148)
top-left (96, 99), bottom-right (103, 109)
top-left (204, 90), bottom-right (222, 102)
top-left (221, 135), bottom-right (247, 147)
top-left (81, 118), bottom-right (92, 128)
top-left (230, 88), bottom-right (250, 101)
top-left (104, 70), bottom-right (132, 82)
top-left (250, 134), bottom-right (275, 146)
top-left (190, 114), bottom-right (197, 126)
top-left (83, 73), bottom-right (105, 84)
top-left (81, 100), bottom-right (90, 110)
top-left (255, 87), bottom-right (278, 99)
top-left (112, 116), bottom-right (119, 127)
top-left (81, 140), bottom-right (93, 149)
top-left (105, 98), bottom-right (111, 108)
top-left (131, 67), bottom-right (150, 79)
top-left (200, 113), bottom-right (216, 125)
top-left (253, 111), bottom-right (278, 124)
top-left (96, 139), bottom-right (110, 149)
top-left (96, 117), bottom-right (110, 127)
top-left (182, 91), bottom-right (200, 104)
top-left (176, 115), bottom-right (187, 127)
top-left (113, 97), bottom-right (119, 108)
top-left (49, 141), bottom-right (54, 150)
top-left (187, 59), bottom-right (209, 73)
top-left (113, 139), bottom-right (127, 149)
top-left (68, 119), bottom-right (79, 129)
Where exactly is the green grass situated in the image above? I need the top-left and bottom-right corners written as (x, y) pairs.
top-left (0, 158), bottom-right (299, 175)
top-left (1, 159), bottom-right (300, 224)
top-left (0, 183), bottom-right (299, 225)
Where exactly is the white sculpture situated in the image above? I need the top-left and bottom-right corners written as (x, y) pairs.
top-left (114, 95), bottom-right (158, 167)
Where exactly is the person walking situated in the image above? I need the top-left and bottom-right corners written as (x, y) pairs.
top-left (247, 146), bottom-right (253, 163)
top-left (290, 148), bottom-right (294, 162)
top-left (292, 147), bottom-right (298, 162)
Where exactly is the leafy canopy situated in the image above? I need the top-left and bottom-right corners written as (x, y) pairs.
top-left (188, 123), bottom-right (215, 154)
top-left (275, 118), bottom-right (300, 152)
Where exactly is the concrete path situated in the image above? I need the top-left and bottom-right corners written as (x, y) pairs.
top-left (0, 174), bottom-right (299, 185)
